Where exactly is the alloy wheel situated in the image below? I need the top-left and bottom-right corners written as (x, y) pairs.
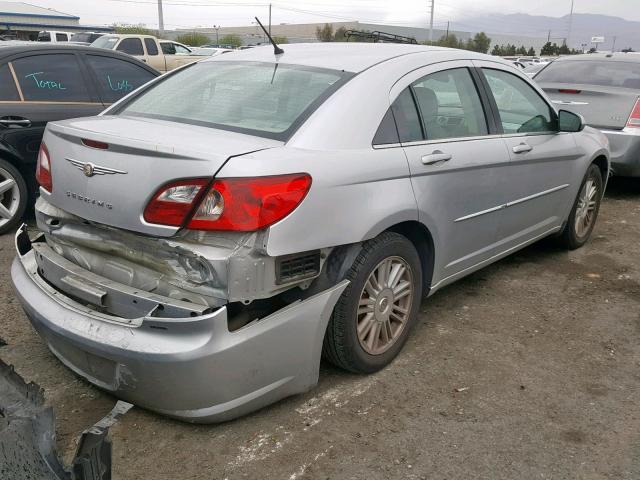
top-left (0, 166), bottom-right (20, 230)
top-left (357, 256), bottom-right (414, 355)
top-left (574, 178), bottom-right (598, 238)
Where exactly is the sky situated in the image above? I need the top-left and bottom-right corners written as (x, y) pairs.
top-left (30, 0), bottom-right (639, 30)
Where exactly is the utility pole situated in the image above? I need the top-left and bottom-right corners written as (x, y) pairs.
top-left (428, 0), bottom-right (435, 43)
top-left (547, 29), bottom-right (551, 42)
top-left (612, 35), bottom-right (617, 52)
top-left (157, 0), bottom-right (164, 36)
top-left (445, 20), bottom-right (449, 40)
top-left (567, 0), bottom-right (574, 47)
top-left (213, 25), bottom-right (219, 46)
top-left (268, 3), bottom-right (272, 36)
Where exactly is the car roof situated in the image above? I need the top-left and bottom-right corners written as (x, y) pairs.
top-left (554, 52), bottom-right (640, 63)
top-left (203, 42), bottom-right (492, 73)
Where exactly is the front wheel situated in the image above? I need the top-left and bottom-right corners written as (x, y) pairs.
top-left (559, 164), bottom-right (603, 250)
top-left (323, 232), bottom-right (423, 373)
top-left (0, 158), bottom-right (28, 235)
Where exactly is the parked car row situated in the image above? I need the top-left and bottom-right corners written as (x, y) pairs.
top-left (5, 42), bottom-right (614, 424)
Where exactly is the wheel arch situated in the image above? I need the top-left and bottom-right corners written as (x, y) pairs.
top-left (384, 220), bottom-right (435, 295)
top-left (591, 154), bottom-right (609, 189)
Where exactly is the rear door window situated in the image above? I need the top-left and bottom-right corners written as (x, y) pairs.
top-left (482, 69), bottom-right (556, 134)
top-left (391, 89), bottom-right (423, 143)
top-left (0, 64), bottom-right (20, 100)
top-left (144, 38), bottom-right (158, 56)
top-left (12, 54), bottom-right (91, 102)
top-left (86, 55), bottom-right (156, 103)
top-left (56, 33), bottom-right (68, 42)
top-left (412, 68), bottom-right (488, 140)
top-left (116, 38), bottom-right (144, 56)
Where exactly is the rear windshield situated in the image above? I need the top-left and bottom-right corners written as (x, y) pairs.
top-left (536, 59), bottom-right (640, 89)
top-left (117, 61), bottom-right (350, 140)
top-left (92, 36), bottom-right (119, 50)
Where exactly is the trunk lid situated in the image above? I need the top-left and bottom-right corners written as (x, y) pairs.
top-left (539, 83), bottom-right (639, 130)
top-left (43, 115), bottom-right (281, 237)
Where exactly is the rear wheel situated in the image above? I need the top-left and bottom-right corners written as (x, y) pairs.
top-left (559, 164), bottom-right (603, 250)
top-left (0, 158), bottom-right (28, 235)
top-left (323, 232), bottom-right (423, 373)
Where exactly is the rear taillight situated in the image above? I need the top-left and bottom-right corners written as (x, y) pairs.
top-left (143, 178), bottom-right (210, 227)
top-left (144, 173), bottom-right (312, 231)
top-left (558, 89), bottom-right (581, 94)
top-left (35, 143), bottom-right (52, 192)
top-left (627, 98), bottom-right (640, 128)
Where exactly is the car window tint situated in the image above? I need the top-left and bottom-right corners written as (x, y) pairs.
top-left (0, 64), bottom-right (20, 101)
top-left (373, 108), bottom-right (400, 145)
top-left (116, 38), bottom-right (144, 56)
top-left (535, 60), bottom-right (640, 88)
top-left (144, 38), bottom-right (158, 56)
top-left (86, 55), bottom-right (156, 103)
top-left (160, 42), bottom-right (175, 55)
top-left (12, 54), bottom-right (90, 102)
top-left (483, 69), bottom-right (555, 134)
top-left (412, 68), bottom-right (488, 140)
top-left (56, 33), bottom-right (68, 41)
top-left (391, 88), bottom-right (423, 143)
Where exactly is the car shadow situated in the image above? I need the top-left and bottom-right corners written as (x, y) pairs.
top-left (605, 177), bottom-right (640, 199)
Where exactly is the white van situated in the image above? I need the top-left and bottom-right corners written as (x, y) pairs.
top-left (37, 31), bottom-right (72, 42)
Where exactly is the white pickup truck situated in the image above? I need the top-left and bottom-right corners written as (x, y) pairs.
top-left (90, 34), bottom-right (206, 73)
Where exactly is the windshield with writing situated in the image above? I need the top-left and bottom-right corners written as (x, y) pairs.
top-left (117, 61), bottom-right (349, 140)
top-left (92, 36), bottom-right (119, 50)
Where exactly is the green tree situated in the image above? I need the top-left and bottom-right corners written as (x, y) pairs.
top-left (316, 23), bottom-right (334, 42)
top-left (516, 46), bottom-right (528, 56)
top-left (471, 32), bottom-right (491, 53)
top-left (113, 23), bottom-right (158, 37)
top-left (219, 34), bottom-right (242, 48)
top-left (491, 44), bottom-right (502, 56)
top-left (527, 46), bottom-right (536, 56)
top-left (558, 43), bottom-right (571, 55)
top-left (175, 32), bottom-right (210, 46)
top-left (334, 26), bottom-right (348, 42)
top-left (272, 35), bottom-right (289, 44)
top-left (540, 42), bottom-right (554, 56)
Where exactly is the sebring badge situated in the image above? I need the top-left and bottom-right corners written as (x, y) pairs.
top-left (66, 158), bottom-right (128, 177)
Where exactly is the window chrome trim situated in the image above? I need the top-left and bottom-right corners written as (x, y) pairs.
top-left (454, 184), bottom-right (570, 223)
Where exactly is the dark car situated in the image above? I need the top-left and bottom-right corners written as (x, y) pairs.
top-left (0, 43), bottom-right (159, 234)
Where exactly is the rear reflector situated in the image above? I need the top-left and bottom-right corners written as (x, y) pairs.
top-left (143, 174), bottom-right (312, 231)
top-left (627, 98), bottom-right (640, 128)
top-left (558, 89), bottom-right (582, 94)
top-left (81, 138), bottom-right (109, 150)
top-left (35, 143), bottom-right (52, 193)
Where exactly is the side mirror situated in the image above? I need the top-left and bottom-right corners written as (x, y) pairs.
top-left (558, 109), bottom-right (585, 133)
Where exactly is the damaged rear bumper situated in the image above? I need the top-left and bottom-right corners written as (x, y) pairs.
top-left (11, 227), bottom-right (348, 423)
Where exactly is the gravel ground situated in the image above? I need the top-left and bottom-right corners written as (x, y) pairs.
top-left (1, 179), bottom-right (639, 480)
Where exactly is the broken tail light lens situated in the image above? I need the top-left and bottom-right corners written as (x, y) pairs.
top-left (35, 143), bottom-right (52, 193)
top-left (144, 174), bottom-right (312, 232)
top-left (626, 98), bottom-right (640, 128)
top-left (143, 178), bottom-right (210, 227)
top-left (187, 174), bottom-right (312, 231)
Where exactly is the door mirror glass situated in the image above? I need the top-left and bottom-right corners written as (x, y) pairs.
top-left (558, 109), bottom-right (585, 132)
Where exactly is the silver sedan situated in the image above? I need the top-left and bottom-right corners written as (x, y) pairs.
top-left (535, 53), bottom-right (640, 176)
top-left (12, 43), bottom-right (609, 422)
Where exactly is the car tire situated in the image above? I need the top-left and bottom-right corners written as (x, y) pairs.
top-left (0, 158), bottom-right (28, 235)
top-left (323, 232), bottom-right (423, 374)
top-left (559, 164), bottom-right (603, 250)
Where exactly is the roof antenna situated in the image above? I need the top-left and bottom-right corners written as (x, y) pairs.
top-left (255, 16), bottom-right (284, 56)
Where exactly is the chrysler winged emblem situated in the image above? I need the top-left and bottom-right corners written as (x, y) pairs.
top-left (66, 158), bottom-right (128, 177)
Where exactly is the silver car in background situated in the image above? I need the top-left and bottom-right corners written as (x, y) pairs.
top-left (12, 44), bottom-right (609, 422)
top-left (535, 53), bottom-right (640, 176)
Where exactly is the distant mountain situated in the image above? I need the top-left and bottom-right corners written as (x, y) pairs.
top-left (455, 13), bottom-right (640, 51)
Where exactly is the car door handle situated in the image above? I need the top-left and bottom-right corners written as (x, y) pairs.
top-left (512, 143), bottom-right (533, 154)
top-left (421, 151), bottom-right (452, 165)
top-left (0, 117), bottom-right (31, 127)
